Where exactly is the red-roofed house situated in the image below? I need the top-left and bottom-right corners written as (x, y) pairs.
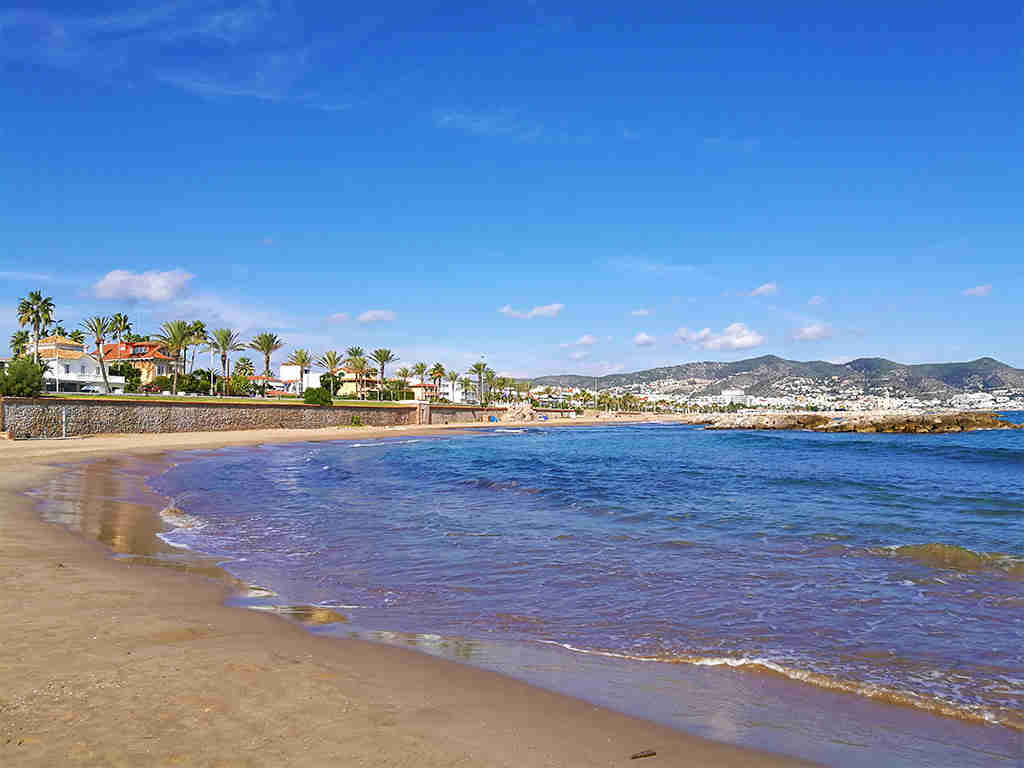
top-left (101, 341), bottom-right (183, 386)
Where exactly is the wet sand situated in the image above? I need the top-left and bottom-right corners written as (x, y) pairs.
top-left (0, 425), bottom-right (813, 767)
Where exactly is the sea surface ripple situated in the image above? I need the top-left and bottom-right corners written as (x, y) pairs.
top-left (151, 417), bottom-right (1024, 732)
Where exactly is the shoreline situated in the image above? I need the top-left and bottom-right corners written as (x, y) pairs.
top-left (0, 425), bottom-right (815, 767)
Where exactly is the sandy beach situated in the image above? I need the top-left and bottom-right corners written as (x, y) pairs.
top-left (0, 422), bottom-right (814, 767)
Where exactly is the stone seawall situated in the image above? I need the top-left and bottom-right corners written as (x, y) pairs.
top-left (0, 397), bottom-right (416, 439)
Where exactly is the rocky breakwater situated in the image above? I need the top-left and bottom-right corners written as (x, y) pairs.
top-left (704, 411), bottom-right (1021, 433)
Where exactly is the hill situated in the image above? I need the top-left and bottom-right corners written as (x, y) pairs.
top-left (530, 356), bottom-right (1024, 398)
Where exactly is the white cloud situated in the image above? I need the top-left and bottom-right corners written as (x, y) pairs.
top-left (633, 332), bottom-right (656, 347)
top-left (748, 282), bottom-right (778, 297)
top-left (433, 108), bottom-right (545, 141)
top-left (808, 295), bottom-right (825, 305)
top-left (172, 293), bottom-right (293, 332)
top-left (327, 312), bottom-right (349, 323)
top-left (570, 350), bottom-right (589, 361)
top-left (358, 309), bottom-right (396, 325)
top-left (630, 308), bottom-right (650, 317)
top-left (499, 303), bottom-right (565, 319)
top-left (793, 323), bottom-right (833, 341)
top-left (675, 323), bottom-right (765, 351)
top-left (575, 334), bottom-right (597, 346)
top-left (962, 284), bottom-right (992, 297)
top-left (93, 269), bottom-right (193, 302)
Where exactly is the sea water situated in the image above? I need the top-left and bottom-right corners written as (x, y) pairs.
top-left (148, 420), bottom-right (1024, 765)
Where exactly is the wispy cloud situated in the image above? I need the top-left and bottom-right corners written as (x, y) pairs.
top-left (630, 308), bottom-right (651, 317)
top-left (633, 332), bottom-right (656, 347)
top-left (610, 258), bottom-right (696, 275)
top-left (570, 350), bottom-right (589, 361)
top-left (560, 333), bottom-right (597, 348)
top-left (808, 295), bottom-right (825, 305)
top-left (499, 303), bottom-right (564, 319)
top-left (93, 269), bottom-right (194, 302)
top-left (748, 282), bottom-right (778, 297)
top-left (675, 323), bottom-right (764, 351)
top-left (962, 284), bottom-right (992, 297)
top-left (327, 312), bottom-right (349, 323)
top-left (433, 108), bottom-right (546, 141)
top-left (358, 309), bottom-right (396, 325)
top-left (793, 322), bottom-right (833, 341)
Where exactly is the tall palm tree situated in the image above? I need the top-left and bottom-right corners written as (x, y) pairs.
top-left (445, 369), bottom-right (459, 401)
top-left (80, 316), bottom-right (113, 394)
top-left (68, 329), bottom-right (85, 344)
top-left (348, 356), bottom-right (369, 400)
top-left (429, 362), bottom-right (445, 400)
top-left (10, 330), bottom-right (30, 358)
top-left (17, 290), bottom-right (55, 364)
top-left (412, 362), bottom-right (427, 385)
top-left (186, 320), bottom-right (207, 373)
top-left (209, 329), bottom-right (245, 395)
top-left (317, 350), bottom-right (343, 397)
top-left (110, 313), bottom-right (131, 362)
top-left (285, 348), bottom-right (314, 395)
top-left (153, 320), bottom-right (192, 395)
top-left (370, 348), bottom-right (397, 400)
top-left (345, 346), bottom-right (365, 362)
top-left (248, 332), bottom-right (284, 394)
top-left (469, 361), bottom-right (490, 405)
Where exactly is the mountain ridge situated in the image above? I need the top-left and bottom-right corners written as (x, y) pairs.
top-left (530, 356), bottom-right (1024, 398)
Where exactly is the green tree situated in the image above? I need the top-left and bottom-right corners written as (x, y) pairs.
top-left (428, 362), bottom-right (445, 399)
top-left (348, 356), bottom-right (369, 399)
top-left (248, 332), bottom-right (284, 394)
top-left (186, 321), bottom-right (207, 373)
top-left (0, 357), bottom-right (46, 397)
top-left (110, 313), bottom-right (131, 362)
top-left (412, 362), bottom-right (427, 386)
top-left (233, 357), bottom-right (255, 377)
top-left (370, 348), bottom-right (397, 400)
top-left (17, 290), bottom-right (55, 364)
top-left (208, 329), bottom-right (245, 395)
top-left (153, 320), bottom-right (191, 395)
top-left (303, 386), bottom-right (332, 406)
top-left (344, 346), bottom-right (365, 362)
top-left (285, 348), bottom-right (314, 396)
top-left (68, 329), bottom-right (85, 344)
top-left (9, 330), bottom-right (30, 358)
top-left (80, 315), bottom-right (113, 394)
top-left (317, 350), bottom-right (343, 397)
top-left (108, 362), bottom-right (142, 393)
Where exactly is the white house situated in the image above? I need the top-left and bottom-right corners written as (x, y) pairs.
top-left (37, 335), bottom-right (126, 393)
top-left (278, 363), bottom-right (321, 394)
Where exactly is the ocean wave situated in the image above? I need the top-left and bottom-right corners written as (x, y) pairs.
top-left (537, 640), bottom-right (1024, 731)
top-left (159, 505), bottom-right (206, 532)
top-left (868, 542), bottom-right (1024, 579)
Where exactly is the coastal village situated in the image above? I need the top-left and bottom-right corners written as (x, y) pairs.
top-left (4, 291), bottom-right (1024, 414)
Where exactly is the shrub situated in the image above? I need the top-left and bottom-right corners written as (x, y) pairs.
top-left (151, 375), bottom-right (173, 393)
top-left (303, 387), bottom-right (332, 407)
top-left (0, 357), bottom-right (46, 397)
top-left (350, 415), bottom-right (362, 426)
top-left (228, 373), bottom-right (254, 397)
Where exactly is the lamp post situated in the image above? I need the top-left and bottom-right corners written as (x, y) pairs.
top-left (209, 347), bottom-right (215, 396)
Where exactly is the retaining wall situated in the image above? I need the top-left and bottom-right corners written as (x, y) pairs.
top-left (0, 397), bottom-right (417, 439)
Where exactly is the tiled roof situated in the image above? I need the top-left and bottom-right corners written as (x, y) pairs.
top-left (40, 349), bottom-right (86, 360)
top-left (100, 342), bottom-right (175, 361)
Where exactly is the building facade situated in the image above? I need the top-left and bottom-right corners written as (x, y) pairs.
top-left (101, 341), bottom-right (182, 386)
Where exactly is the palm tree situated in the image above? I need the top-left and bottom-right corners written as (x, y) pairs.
top-left (445, 369), bottom-right (459, 401)
top-left (348, 356), bottom-right (369, 399)
top-left (10, 330), bottom-right (30, 358)
top-left (209, 329), bottom-right (245, 395)
top-left (345, 346), bottom-right (365, 362)
top-left (317, 350), bottom-right (343, 397)
top-left (428, 363), bottom-right (445, 400)
top-left (469, 361), bottom-right (490, 405)
top-left (412, 361), bottom-right (427, 385)
top-left (248, 332), bottom-right (284, 394)
top-left (17, 290), bottom-right (55, 364)
top-left (370, 348), bottom-right (397, 400)
top-left (110, 313), bottom-right (131, 362)
top-left (395, 367), bottom-right (411, 400)
top-left (68, 330), bottom-right (85, 344)
top-left (285, 349), bottom-right (314, 395)
top-left (186, 320), bottom-right (207, 373)
top-left (153, 320), bottom-right (192, 395)
top-left (460, 377), bottom-right (475, 401)
top-left (80, 316), bottom-right (113, 394)
top-left (234, 357), bottom-right (255, 377)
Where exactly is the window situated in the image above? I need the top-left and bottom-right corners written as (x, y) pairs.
top-left (157, 365), bottom-right (165, 376)
top-left (132, 346), bottom-right (148, 355)
top-left (64, 365), bottom-right (71, 374)
top-left (80, 365), bottom-right (86, 374)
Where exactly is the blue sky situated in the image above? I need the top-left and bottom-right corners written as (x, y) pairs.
top-left (2, 1), bottom-right (1021, 376)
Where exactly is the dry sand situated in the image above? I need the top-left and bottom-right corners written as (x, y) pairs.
top-left (0, 422), bottom-right (813, 767)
